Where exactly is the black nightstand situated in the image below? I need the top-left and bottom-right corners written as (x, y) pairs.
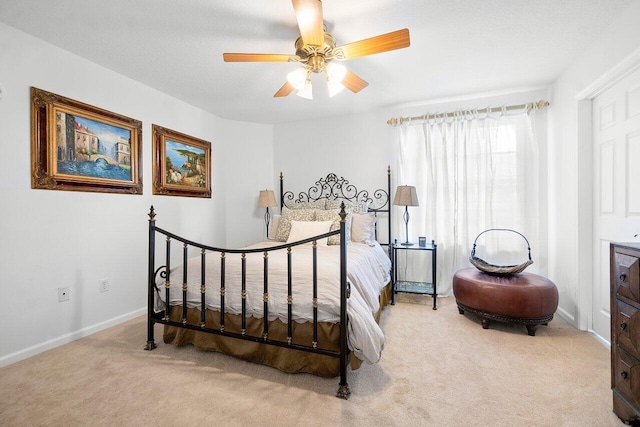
top-left (392, 239), bottom-right (438, 309)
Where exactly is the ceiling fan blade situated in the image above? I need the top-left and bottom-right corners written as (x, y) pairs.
top-left (274, 81), bottom-right (295, 97)
top-left (223, 53), bottom-right (295, 62)
top-left (292, 0), bottom-right (324, 46)
top-left (342, 70), bottom-right (368, 93)
top-left (333, 28), bottom-right (410, 60)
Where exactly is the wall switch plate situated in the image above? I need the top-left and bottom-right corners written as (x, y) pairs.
top-left (99, 278), bottom-right (109, 292)
top-left (58, 287), bottom-right (70, 302)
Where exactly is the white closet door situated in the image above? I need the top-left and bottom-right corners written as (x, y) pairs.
top-left (593, 67), bottom-right (640, 342)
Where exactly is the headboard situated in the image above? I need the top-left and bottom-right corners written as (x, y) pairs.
top-left (279, 167), bottom-right (392, 255)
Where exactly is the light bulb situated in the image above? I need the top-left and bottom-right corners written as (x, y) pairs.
top-left (287, 67), bottom-right (308, 91)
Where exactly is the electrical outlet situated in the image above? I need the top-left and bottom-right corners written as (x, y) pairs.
top-left (58, 287), bottom-right (70, 302)
top-left (99, 278), bottom-right (109, 292)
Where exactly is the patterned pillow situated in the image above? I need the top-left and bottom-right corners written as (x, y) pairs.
top-left (286, 199), bottom-right (326, 210)
top-left (325, 199), bottom-right (369, 213)
top-left (315, 209), bottom-right (352, 245)
top-left (274, 207), bottom-right (316, 242)
top-left (325, 199), bottom-right (352, 212)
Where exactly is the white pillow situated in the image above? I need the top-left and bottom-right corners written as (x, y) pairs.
top-left (274, 207), bottom-right (316, 241)
top-left (351, 212), bottom-right (376, 243)
top-left (286, 220), bottom-right (333, 246)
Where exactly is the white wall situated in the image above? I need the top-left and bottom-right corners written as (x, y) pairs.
top-left (217, 119), bottom-right (275, 245)
top-left (548, 1), bottom-right (640, 329)
top-left (273, 109), bottom-right (395, 198)
top-left (0, 22), bottom-right (273, 366)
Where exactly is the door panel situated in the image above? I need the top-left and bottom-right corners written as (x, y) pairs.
top-left (593, 67), bottom-right (640, 342)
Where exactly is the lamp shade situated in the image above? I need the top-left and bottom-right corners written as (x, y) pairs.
top-left (296, 80), bottom-right (313, 99)
top-left (326, 62), bottom-right (347, 84)
top-left (287, 67), bottom-right (308, 91)
top-left (393, 185), bottom-right (419, 206)
top-left (258, 190), bottom-right (278, 208)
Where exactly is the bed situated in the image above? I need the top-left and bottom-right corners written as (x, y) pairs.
top-left (145, 169), bottom-right (392, 398)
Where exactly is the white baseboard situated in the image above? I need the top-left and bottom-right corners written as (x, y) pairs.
top-left (555, 306), bottom-right (576, 326)
top-left (589, 330), bottom-right (611, 349)
top-left (0, 307), bottom-right (145, 368)
top-left (556, 306), bottom-right (611, 348)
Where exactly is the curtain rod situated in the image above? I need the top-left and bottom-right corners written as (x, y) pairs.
top-left (386, 99), bottom-right (549, 127)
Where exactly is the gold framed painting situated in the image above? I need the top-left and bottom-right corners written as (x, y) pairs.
top-left (152, 125), bottom-right (212, 198)
top-left (31, 87), bottom-right (143, 194)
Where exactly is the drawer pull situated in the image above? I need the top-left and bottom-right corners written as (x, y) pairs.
top-left (621, 371), bottom-right (629, 380)
top-left (621, 321), bottom-right (628, 331)
top-left (619, 273), bottom-right (627, 282)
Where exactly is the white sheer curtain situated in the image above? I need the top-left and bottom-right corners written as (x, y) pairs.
top-left (395, 109), bottom-right (542, 296)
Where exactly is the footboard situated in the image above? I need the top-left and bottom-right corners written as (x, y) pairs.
top-left (145, 205), bottom-right (352, 399)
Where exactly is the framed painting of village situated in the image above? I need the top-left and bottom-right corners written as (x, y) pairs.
top-left (31, 87), bottom-right (143, 194)
top-left (151, 125), bottom-right (211, 198)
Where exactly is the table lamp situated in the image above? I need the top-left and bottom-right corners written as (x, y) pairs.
top-left (393, 185), bottom-right (419, 246)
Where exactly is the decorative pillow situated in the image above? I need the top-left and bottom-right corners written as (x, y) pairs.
top-left (315, 209), bottom-right (352, 245)
top-left (268, 215), bottom-right (280, 240)
top-left (286, 200), bottom-right (326, 210)
top-left (325, 199), bottom-right (369, 213)
top-left (274, 207), bottom-right (316, 242)
top-left (351, 212), bottom-right (377, 243)
top-left (325, 199), bottom-right (352, 212)
top-left (286, 220), bottom-right (333, 246)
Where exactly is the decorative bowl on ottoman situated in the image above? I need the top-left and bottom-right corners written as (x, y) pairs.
top-left (452, 267), bottom-right (559, 336)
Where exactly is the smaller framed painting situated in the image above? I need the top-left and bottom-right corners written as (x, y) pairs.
top-left (152, 125), bottom-right (212, 198)
top-left (31, 87), bottom-right (142, 194)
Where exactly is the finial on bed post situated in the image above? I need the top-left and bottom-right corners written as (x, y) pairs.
top-left (148, 205), bottom-right (156, 222)
top-left (339, 201), bottom-right (346, 221)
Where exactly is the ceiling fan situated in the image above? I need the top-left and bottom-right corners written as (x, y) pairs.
top-left (222, 0), bottom-right (410, 99)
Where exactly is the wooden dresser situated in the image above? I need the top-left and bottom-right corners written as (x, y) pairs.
top-left (611, 243), bottom-right (640, 424)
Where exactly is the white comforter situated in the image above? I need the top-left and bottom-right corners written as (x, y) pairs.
top-left (157, 241), bottom-right (391, 364)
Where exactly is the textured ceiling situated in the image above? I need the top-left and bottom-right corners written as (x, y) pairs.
top-left (0, 0), bottom-right (632, 124)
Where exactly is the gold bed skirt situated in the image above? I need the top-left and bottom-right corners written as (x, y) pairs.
top-left (163, 282), bottom-right (392, 378)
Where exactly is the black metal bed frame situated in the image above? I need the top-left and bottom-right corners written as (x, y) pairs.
top-left (280, 167), bottom-right (392, 256)
top-left (145, 168), bottom-right (391, 399)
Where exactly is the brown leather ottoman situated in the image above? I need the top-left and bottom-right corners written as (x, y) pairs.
top-left (452, 268), bottom-right (559, 336)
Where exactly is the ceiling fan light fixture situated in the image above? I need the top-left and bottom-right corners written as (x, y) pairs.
top-left (225, 1), bottom-right (410, 99)
top-left (326, 62), bottom-right (347, 97)
top-left (325, 62), bottom-right (347, 84)
top-left (296, 80), bottom-right (313, 100)
top-left (287, 67), bottom-right (308, 91)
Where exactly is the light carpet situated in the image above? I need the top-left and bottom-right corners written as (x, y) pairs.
top-left (0, 295), bottom-right (623, 426)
